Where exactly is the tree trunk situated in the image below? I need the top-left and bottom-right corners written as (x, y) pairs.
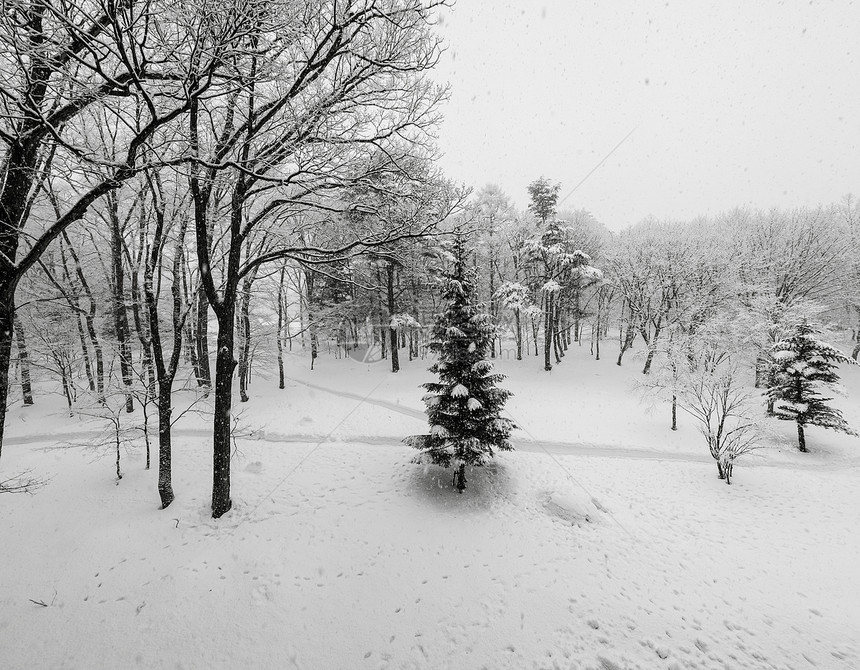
top-left (616, 315), bottom-right (636, 366)
top-left (156, 385), bottom-right (174, 508)
top-left (277, 266), bottom-right (285, 389)
top-left (14, 319), bottom-right (34, 406)
top-left (671, 393), bottom-right (677, 431)
top-left (109, 198), bottom-right (134, 413)
top-left (454, 462), bottom-right (467, 493)
top-left (237, 270), bottom-right (257, 402)
top-left (143, 179), bottom-right (188, 509)
top-left (544, 294), bottom-right (554, 371)
top-left (387, 261), bottom-right (399, 373)
top-left (304, 269), bottom-right (318, 370)
top-left (797, 421), bottom-right (807, 452)
top-left (0, 292), bottom-right (15, 457)
top-left (195, 289), bottom-right (212, 389)
top-left (642, 347), bottom-right (656, 375)
top-left (75, 312), bottom-right (96, 393)
top-left (852, 341), bottom-right (860, 362)
top-left (61, 232), bottom-right (105, 401)
top-left (212, 315), bottom-right (236, 517)
top-left (514, 309), bottom-right (522, 360)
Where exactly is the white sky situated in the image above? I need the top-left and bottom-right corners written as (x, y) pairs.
top-left (432, 1), bottom-right (860, 230)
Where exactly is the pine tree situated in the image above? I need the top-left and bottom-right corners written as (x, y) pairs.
top-left (767, 320), bottom-right (856, 452)
top-left (405, 237), bottom-right (516, 492)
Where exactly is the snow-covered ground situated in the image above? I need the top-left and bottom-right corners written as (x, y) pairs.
top-left (2, 341), bottom-right (859, 669)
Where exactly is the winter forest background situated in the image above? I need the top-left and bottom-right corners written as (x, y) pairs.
top-left (1, 2), bottom-right (859, 669)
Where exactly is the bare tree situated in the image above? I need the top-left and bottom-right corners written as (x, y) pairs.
top-left (0, 0), bottom-right (250, 460)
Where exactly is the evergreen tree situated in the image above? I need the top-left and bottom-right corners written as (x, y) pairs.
top-left (405, 237), bottom-right (516, 492)
top-left (767, 320), bottom-right (856, 452)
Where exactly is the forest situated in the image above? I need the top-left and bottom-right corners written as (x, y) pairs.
top-left (1, 2), bottom-right (859, 669)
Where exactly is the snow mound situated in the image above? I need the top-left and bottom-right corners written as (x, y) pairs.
top-left (543, 489), bottom-right (602, 524)
top-left (243, 461), bottom-right (264, 474)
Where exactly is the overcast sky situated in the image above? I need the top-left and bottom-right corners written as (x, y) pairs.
top-left (432, 1), bottom-right (860, 230)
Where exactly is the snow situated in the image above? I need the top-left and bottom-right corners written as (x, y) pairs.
top-left (2, 340), bottom-right (859, 669)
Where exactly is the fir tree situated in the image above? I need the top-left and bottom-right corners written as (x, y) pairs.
top-left (767, 320), bottom-right (857, 452)
top-left (405, 237), bottom-right (516, 492)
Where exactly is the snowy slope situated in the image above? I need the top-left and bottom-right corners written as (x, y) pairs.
top-left (2, 341), bottom-right (859, 669)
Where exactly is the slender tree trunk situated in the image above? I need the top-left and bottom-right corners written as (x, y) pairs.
top-left (14, 318), bottom-right (34, 406)
top-left (671, 394), bottom-right (677, 431)
top-left (62, 233), bottom-right (104, 401)
top-left (514, 309), bottom-right (522, 360)
top-left (277, 266), bottom-right (285, 389)
top-left (75, 312), bottom-right (96, 392)
top-left (304, 269), bottom-right (318, 370)
top-left (641, 321), bottom-right (661, 375)
top-left (109, 198), bottom-right (134, 413)
top-left (797, 421), bottom-right (807, 452)
top-left (195, 289), bottom-right (211, 389)
top-left (237, 269), bottom-right (257, 402)
top-left (617, 308), bottom-right (636, 366)
top-left (387, 261), bottom-right (399, 373)
top-left (544, 294), bottom-right (554, 371)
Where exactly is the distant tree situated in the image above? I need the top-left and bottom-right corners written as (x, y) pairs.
top-left (495, 281), bottom-right (529, 360)
top-left (767, 320), bottom-right (857, 452)
top-left (406, 236), bottom-right (516, 493)
top-left (527, 177), bottom-right (561, 226)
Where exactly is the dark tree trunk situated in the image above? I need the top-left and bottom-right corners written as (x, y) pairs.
top-left (797, 421), bottom-right (807, 452)
top-left (387, 261), bottom-right (399, 373)
top-left (852, 341), bottom-right (860, 362)
top-left (454, 462), bottom-right (467, 493)
top-left (155, 386), bottom-right (174, 507)
top-left (671, 393), bottom-right (677, 431)
top-left (109, 197), bottom-right (134, 413)
top-left (514, 309), bottom-right (522, 360)
top-left (642, 347), bottom-right (656, 375)
top-left (544, 293), bottom-right (553, 371)
top-left (211, 316), bottom-right (236, 517)
top-left (616, 314), bottom-right (636, 366)
top-left (61, 233), bottom-right (105, 401)
top-left (277, 266), bottom-right (285, 389)
top-left (14, 319), bottom-right (34, 406)
top-left (143, 179), bottom-right (188, 509)
top-left (195, 289), bottom-right (211, 389)
top-left (75, 312), bottom-right (96, 393)
top-left (237, 269), bottom-right (257, 402)
top-left (0, 294), bottom-right (15, 456)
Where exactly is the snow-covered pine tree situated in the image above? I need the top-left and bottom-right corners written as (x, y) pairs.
top-left (767, 320), bottom-right (857, 452)
top-left (405, 236), bottom-right (516, 492)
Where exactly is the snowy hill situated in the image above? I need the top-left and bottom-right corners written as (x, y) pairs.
top-left (1, 344), bottom-right (859, 669)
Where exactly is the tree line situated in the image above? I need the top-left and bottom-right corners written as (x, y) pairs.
top-left (2, 2), bottom-right (858, 507)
